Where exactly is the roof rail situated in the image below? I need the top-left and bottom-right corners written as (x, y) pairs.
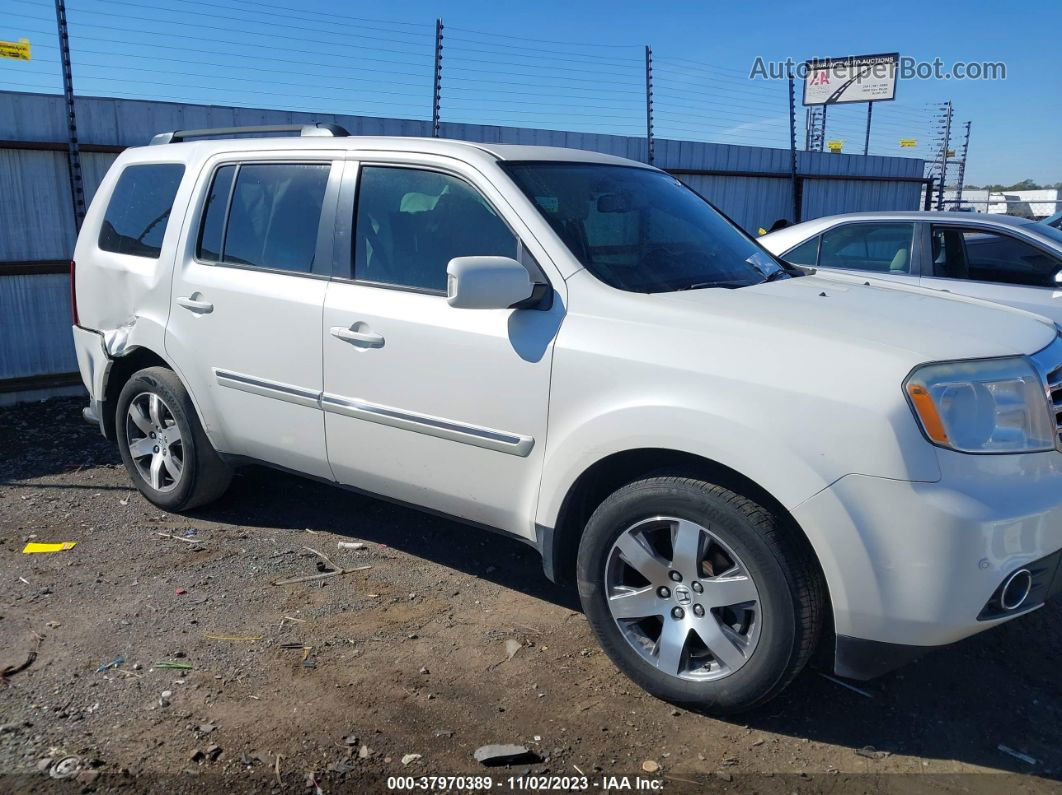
top-left (148, 123), bottom-right (350, 146)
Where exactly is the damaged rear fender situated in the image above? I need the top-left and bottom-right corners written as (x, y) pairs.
top-left (74, 316), bottom-right (215, 448)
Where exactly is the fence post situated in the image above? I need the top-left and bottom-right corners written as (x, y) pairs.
top-left (54, 0), bottom-right (85, 231)
top-left (431, 19), bottom-right (443, 137)
top-left (955, 120), bottom-right (971, 207)
top-left (935, 100), bottom-right (953, 210)
top-left (787, 70), bottom-right (800, 222)
top-left (644, 45), bottom-right (654, 165)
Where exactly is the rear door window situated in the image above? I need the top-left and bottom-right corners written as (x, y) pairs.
top-left (196, 165), bottom-right (236, 262)
top-left (220, 164), bottom-right (331, 273)
top-left (819, 222), bottom-right (915, 274)
top-left (195, 163), bottom-right (331, 274)
top-left (931, 226), bottom-right (1062, 288)
top-left (98, 164), bottom-right (185, 258)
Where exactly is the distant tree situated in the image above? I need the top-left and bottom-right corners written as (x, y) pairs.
top-left (964, 180), bottom-right (1058, 192)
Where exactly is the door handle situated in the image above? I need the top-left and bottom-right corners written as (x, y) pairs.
top-left (330, 326), bottom-right (385, 348)
top-left (176, 296), bottom-right (214, 313)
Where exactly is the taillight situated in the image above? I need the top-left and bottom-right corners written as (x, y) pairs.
top-left (69, 259), bottom-right (79, 326)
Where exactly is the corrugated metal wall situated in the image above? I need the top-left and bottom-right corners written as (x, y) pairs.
top-left (0, 90), bottom-right (926, 400)
top-left (0, 274), bottom-right (74, 381)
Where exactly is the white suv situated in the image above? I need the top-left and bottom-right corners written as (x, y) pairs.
top-left (71, 124), bottom-right (1062, 713)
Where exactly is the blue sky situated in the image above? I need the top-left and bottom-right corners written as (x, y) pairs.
top-left (2, 0), bottom-right (1059, 185)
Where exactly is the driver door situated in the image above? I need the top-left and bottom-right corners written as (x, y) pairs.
top-left (321, 158), bottom-right (565, 537)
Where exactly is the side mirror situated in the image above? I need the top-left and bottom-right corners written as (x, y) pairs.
top-left (446, 256), bottom-right (538, 310)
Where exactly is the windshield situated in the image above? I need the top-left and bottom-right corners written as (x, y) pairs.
top-left (503, 162), bottom-right (788, 293)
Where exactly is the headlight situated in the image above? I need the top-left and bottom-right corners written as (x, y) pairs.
top-left (905, 357), bottom-right (1055, 453)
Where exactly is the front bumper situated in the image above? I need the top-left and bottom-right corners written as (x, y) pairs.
top-left (793, 450), bottom-right (1062, 676)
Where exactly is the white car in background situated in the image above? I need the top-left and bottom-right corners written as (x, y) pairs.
top-left (761, 211), bottom-right (1062, 324)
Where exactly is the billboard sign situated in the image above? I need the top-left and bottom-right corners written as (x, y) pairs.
top-left (803, 53), bottom-right (898, 105)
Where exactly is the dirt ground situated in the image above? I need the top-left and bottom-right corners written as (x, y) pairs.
top-left (1, 396), bottom-right (1060, 794)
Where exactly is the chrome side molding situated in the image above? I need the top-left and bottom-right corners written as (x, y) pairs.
top-left (321, 393), bottom-right (534, 457)
top-left (213, 368), bottom-right (534, 457)
top-left (214, 369), bottom-right (320, 409)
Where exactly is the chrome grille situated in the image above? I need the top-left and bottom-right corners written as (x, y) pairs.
top-left (1050, 363), bottom-right (1062, 448)
top-left (1030, 334), bottom-right (1062, 452)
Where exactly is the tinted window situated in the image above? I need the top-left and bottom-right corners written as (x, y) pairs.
top-left (819, 223), bottom-right (914, 273)
top-left (221, 163), bottom-right (330, 273)
top-left (784, 236), bottom-right (819, 266)
top-left (196, 165), bottom-right (236, 261)
top-left (1038, 220), bottom-right (1062, 242)
top-left (504, 163), bottom-right (784, 292)
top-left (98, 164), bottom-right (185, 258)
top-left (932, 226), bottom-right (1062, 287)
top-left (354, 166), bottom-right (517, 291)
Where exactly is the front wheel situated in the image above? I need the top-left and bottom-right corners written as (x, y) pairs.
top-left (577, 476), bottom-right (824, 713)
top-left (115, 366), bottom-right (232, 512)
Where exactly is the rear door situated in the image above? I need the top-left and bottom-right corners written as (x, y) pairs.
top-left (166, 152), bottom-right (342, 478)
top-left (320, 156), bottom-right (564, 536)
top-left (919, 224), bottom-right (1062, 323)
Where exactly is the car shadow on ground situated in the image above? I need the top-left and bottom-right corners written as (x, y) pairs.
top-left (737, 594), bottom-right (1061, 777)
top-left (4, 399), bottom-right (1059, 779)
top-left (197, 464), bottom-right (581, 612)
top-left (198, 465), bottom-right (1062, 780)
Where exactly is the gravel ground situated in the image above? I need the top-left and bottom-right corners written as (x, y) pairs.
top-left (1, 396), bottom-right (1061, 794)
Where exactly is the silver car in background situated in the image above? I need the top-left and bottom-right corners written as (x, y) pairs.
top-left (761, 211), bottom-right (1062, 323)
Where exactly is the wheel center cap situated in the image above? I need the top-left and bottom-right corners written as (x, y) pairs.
top-left (673, 585), bottom-right (691, 606)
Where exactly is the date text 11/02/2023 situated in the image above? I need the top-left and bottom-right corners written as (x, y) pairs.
top-left (385, 775), bottom-right (665, 791)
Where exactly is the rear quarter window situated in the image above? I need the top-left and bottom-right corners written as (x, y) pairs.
top-left (98, 164), bottom-right (185, 258)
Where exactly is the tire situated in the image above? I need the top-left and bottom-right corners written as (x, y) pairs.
top-left (577, 476), bottom-right (824, 714)
top-left (115, 366), bottom-right (232, 511)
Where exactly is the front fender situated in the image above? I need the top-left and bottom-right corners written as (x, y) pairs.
top-left (537, 403), bottom-right (838, 532)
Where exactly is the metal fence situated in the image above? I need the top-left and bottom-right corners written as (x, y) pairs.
top-left (3, 1), bottom-right (948, 156)
top-left (0, 2), bottom-right (933, 401)
top-left (0, 90), bottom-right (929, 401)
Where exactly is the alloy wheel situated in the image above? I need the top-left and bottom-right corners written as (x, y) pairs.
top-left (604, 516), bottom-right (762, 681)
top-left (125, 392), bottom-right (184, 493)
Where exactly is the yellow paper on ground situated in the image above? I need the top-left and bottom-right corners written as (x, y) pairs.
top-left (22, 542), bottom-right (76, 553)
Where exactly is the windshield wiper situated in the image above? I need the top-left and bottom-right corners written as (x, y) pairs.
top-left (674, 280), bottom-right (739, 291)
top-left (762, 269), bottom-right (790, 283)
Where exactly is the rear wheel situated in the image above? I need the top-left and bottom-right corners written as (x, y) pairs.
top-left (116, 367), bottom-right (231, 511)
top-left (577, 476), bottom-right (823, 713)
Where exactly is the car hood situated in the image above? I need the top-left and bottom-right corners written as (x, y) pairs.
top-left (649, 270), bottom-right (1058, 361)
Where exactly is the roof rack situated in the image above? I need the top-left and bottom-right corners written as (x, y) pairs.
top-left (149, 123), bottom-right (350, 146)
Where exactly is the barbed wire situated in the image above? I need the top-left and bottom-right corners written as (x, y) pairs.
top-left (1, 0), bottom-right (941, 151)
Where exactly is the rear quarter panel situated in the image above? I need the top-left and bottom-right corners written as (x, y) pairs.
top-left (73, 148), bottom-right (199, 359)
